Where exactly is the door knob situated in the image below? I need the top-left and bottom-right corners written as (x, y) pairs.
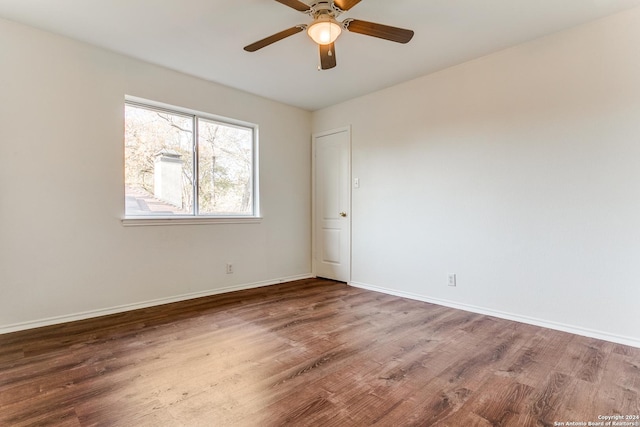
top-left (339, 212), bottom-right (347, 217)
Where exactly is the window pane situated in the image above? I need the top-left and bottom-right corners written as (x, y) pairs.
top-left (124, 104), bottom-right (194, 216)
top-left (198, 119), bottom-right (253, 215)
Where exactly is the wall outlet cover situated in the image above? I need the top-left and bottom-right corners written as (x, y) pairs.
top-left (448, 274), bottom-right (456, 287)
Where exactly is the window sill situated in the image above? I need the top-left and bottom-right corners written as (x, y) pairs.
top-left (121, 216), bottom-right (263, 227)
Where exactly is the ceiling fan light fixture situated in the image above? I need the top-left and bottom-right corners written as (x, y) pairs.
top-left (307, 17), bottom-right (342, 45)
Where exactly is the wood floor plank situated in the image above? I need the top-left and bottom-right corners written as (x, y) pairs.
top-left (0, 278), bottom-right (638, 426)
top-left (468, 376), bottom-right (535, 426)
top-left (496, 329), bottom-right (569, 389)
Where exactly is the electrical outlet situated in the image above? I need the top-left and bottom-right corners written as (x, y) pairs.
top-left (448, 274), bottom-right (456, 287)
top-left (226, 263), bottom-right (233, 274)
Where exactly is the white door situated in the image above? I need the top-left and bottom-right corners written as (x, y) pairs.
top-left (313, 127), bottom-right (351, 282)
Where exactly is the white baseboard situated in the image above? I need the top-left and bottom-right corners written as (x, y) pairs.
top-left (349, 281), bottom-right (640, 349)
top-left (0, 274), bottom-right (314, 335)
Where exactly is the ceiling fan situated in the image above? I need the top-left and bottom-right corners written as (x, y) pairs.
top-left (243, 0), bottom-right (414, 70)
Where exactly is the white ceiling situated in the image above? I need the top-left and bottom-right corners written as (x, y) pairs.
top-left (1, 0), bottom-right (640, 111)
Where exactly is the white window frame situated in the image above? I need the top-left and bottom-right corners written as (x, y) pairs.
top-left (122, 96), bottom-right (261, 226)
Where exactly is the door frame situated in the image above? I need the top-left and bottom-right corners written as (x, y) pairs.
top-left (311, 125), bottom-right (352, 283)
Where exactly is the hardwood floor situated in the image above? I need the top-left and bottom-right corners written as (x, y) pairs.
top-left (0, 278), bottom-right (638, 426)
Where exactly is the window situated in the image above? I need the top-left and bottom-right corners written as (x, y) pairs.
top-left (124, 99), bottom-right (258, 221)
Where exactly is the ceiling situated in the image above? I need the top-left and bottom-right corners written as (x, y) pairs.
top-left (1, 0), bottom-right (640, 111)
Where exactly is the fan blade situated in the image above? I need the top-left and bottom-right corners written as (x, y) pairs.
top-left (319, 43), bottom-right (337, 70)
top-left (275, 0), bottom-right (312, 12)
top-left (345, 19), bottom-right (414, 44)
top-left (244, 26), bottom-right (305, 52)
top-left (333, 0), bottom-right (361, 11)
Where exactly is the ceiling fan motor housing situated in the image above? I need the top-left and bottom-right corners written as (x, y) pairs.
top-left (308, 1), bottom-right (343, 19)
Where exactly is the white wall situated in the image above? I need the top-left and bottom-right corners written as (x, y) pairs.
top-left (313, 8), bottom-right (640, 347)
top-left (0, 17), bottom-right (312, 331)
